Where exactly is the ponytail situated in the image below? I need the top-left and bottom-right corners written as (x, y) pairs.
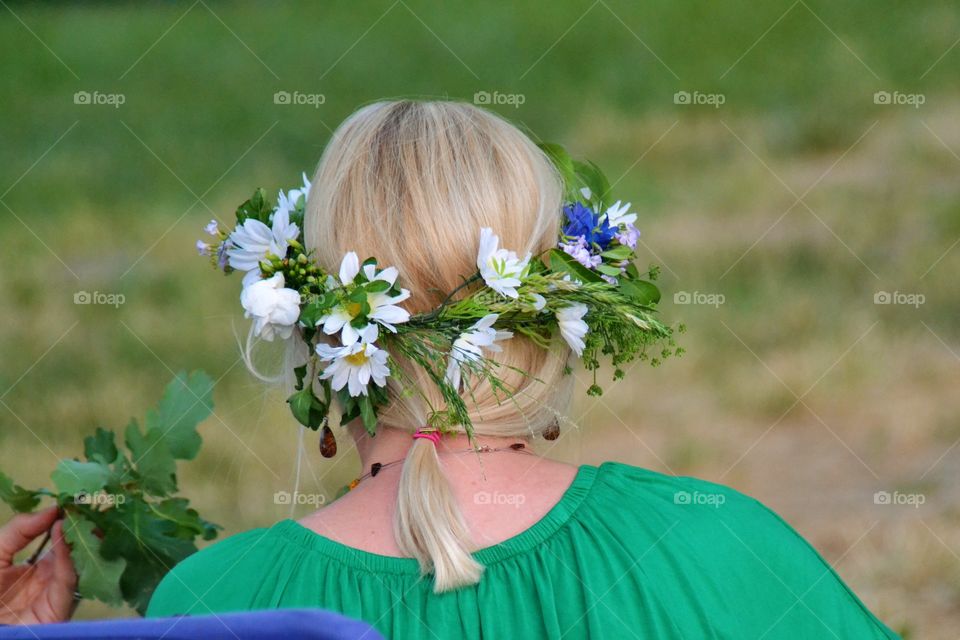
top-left (393, 436), bottom-right (484, 592)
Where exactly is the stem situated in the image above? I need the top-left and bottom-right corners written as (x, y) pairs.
top-left (26, 529), bottom-right (52, 565)
top-left (421, 272), bottom-right (483, 322)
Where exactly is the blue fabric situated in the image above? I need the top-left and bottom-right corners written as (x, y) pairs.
top-left (0, 609), bottom-right (383, 640)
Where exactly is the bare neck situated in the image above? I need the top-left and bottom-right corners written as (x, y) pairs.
top-left (350, 424), bottom-right (531, 471)
top-left (300, 424), bottom-right (579, 556)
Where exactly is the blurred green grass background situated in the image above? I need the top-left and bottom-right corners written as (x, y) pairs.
top-left (2, 1), bottom-right (959, 636)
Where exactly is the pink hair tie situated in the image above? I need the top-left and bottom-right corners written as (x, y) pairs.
top-left (412, 429), bottom-right (442, 445)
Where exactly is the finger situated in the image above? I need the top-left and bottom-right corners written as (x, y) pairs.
top-left (0, 507), bottom-right (59, 568)
top-left (49, 521), bottom-right (76, 584)
top-left (45, 521), bottom-right (78, 620)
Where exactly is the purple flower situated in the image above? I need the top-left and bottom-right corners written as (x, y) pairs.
top-left (204, 219), bottom-right (220, 236)
top-left (560, 236), bottom-right (601, 269)
top-left (616, 224), bottom-right (641, 249)
top-left (196, 240), bottom-right (212, 256)
top-left (216, 240), bottom-right (232, 271)
top-left (562, 203), bottom-right (616, 250)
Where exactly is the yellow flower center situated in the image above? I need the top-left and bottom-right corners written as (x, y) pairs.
top-left (346, 301), bottom-right (363, 317)
top-left (345, 350), bottom-right (369, 366)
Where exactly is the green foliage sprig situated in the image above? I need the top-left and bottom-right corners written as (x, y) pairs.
top-left (0, 371), bottom-right (221, 615)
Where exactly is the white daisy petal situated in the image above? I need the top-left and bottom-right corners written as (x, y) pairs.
top-left (357, 365), bottom-right (371, 386)
top-left (375, 266), bottom-right (399, 286)
top-left (605, 200), bottom-right (637, 228)
top-left (556, 303), bottom-right (589, 357)
top-left (444, 314), bottom-right (511, 390)
top-left (321, 309), bottom-right (350, 335)
top-left (340, 323), bottom-right (359, 346)
top-left (339, 252), bottom-right (360, 285)
top-left (241, 269), bottom-right (263, 288)
top-left (358, 324), bottom-right (380, 343)
top-left (369, 304), bottom-right (410, 328)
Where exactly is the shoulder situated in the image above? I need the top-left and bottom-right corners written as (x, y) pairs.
top-left (589, 461), bottom-right (841, 575)
top-left (146, 526), bottom-right (277, 618)
top-left (589, 461), bottom-right (805, 558)
top-left (590, 460), bottom-right (774, 523)
top-left (586, 462), bottom-right (899, 638)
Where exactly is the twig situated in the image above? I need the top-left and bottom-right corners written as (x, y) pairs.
top-left (26, 529), bottom-right (52, 565)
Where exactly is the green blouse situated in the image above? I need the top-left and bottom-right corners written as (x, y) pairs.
top-left (147, 462), bottom-right (899, 639)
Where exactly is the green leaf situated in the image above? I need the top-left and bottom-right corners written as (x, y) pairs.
top-left (573, 159), bottom-right (612, 205)
top-left (299, 293), bottom-right (335, 327)
top-left (125, 420), bottom-right (177, 496)
top-left (337, 391), bottom-right (362, 427)
top-left (51, 460), bottom-right (110, 497)
top-left (364, 279), bottom-right (391, 294)
top-left (596, 264), bottom-right (623, 277)
top-left (600, 245), bottom-right (633, 261)
top-left (154, 498), bottom-right (221, 541)
top-left (235, 187), bottom-right (272, 225)
top-left (117, 555), bottom-right (167, 616)
top-left (84, 428), bottom-right (119, 465)
top-left (144, 371), bottom-right (213, 461)
top-left (620, 279), bottom-right (661, 305)
top-left (546, 248), bottom-right (602, 284)
top-left (292, 364), bottom-right (308, 391)
top-left (99, 499), bottom-right (198, 615)
top-left (287, 387), bottom-right (327, 430)
top-left (359, 396), bottom-right (377, 435)
top-left (64, 512), bottom-right (127, 607)
top-left (0, 471), bottom-right (41, 513)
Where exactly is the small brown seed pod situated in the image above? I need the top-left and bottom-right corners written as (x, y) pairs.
top-left (319, 425), bottom-right (337, 458)
top-left (543, 420), bottom-right (560, 441)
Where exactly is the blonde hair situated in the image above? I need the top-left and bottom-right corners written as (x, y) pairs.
top-left (299, 100), bottom-right (571, 591)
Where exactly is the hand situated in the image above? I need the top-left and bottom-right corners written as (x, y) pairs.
top-left (0, 507), bottom-right (77, 625)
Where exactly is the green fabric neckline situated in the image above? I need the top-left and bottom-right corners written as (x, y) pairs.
top-left (272, 463), bottom-right (602, 575)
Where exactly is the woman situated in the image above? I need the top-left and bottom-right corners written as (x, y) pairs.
top-left (1, 101), bottom-right (898, 638)
top-left (146, 101), bottom-right (898, 638)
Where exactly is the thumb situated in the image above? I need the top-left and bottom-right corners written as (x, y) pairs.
top-left (0, 506), bottom-right (59, 568)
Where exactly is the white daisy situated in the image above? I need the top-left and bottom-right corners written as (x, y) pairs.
top-left (227, 208), bottom-right (300, 286)
top-left (476, 227), bottom-right (530, 299)
top-left (444, 314), bottom-right (513, 391)
top-left (276, 172), bottom-right (311, 217)
top-left (556, 303), bottom-right (589, 357)
top-left (316, 340), bottom-right (390, 397)
top-left (240, 273), bottom-right (301, 341)
top-left (604, 200), bottom-right (637, 228)
top-left (319, 252), bottom-right (411, 345)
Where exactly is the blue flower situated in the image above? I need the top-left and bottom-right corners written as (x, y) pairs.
top-left (562, 203), bottom-right (616, 250)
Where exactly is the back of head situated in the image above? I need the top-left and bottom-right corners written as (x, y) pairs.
top-left (302, 100), bottom-right (571, 590)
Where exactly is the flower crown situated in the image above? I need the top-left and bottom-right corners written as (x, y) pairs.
top-left (196, 143), bottom-right (681, 456)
